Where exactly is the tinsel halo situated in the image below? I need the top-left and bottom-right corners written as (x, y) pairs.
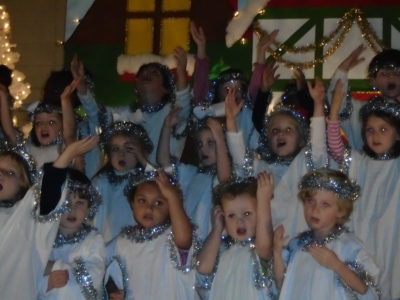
top-left (368, 49), bottom-right (400, 78)
top-left (212, 176), bottom-right (257, 205)
top-left (0, 143), bottom-right (40, 185)
top-left (101, 121), bottom-right (153, 154)
top-left (359, 96), bottom-right (400, 122)
top-left (32, 102), bottom-right (62, 119)
top-left (67, 180), bottom-right (101, 220)
top-left (258, 104), bottom-right (309, 162)
top-left (298, 168), bottom-right (360, 202)
top-left (123, 168), bottom-right (178, 200)
top-left (206, 70), bottom-right (249, 105)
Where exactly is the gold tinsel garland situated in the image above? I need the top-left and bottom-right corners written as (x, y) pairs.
top-left (254, 8), bottom-right (386, 69)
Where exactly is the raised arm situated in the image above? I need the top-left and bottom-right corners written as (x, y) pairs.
top-left (196, 205), bottom-right (224, 274)
top-left (156, 107), bottom-right (182, 167)
top-left (155, 169), bottom-right (192, 249)
top-left (327, 80), bottom-right (347, 163)
top-left (40, 136), bottom-right (99, 215)
top-left (307, 77), bottom-right (325, 118)
top-left (190, 21), bottom-right (209, 105)
top-left (273, 225), bottom-right (288, 288)
top-left (249, 30), bottom-right (278, 102)
top-left (255, 172), bottom-right (274, 260)
top-left (207, 118), bottom-right (231, 182)
top-left (174, 47), bottom-right (188, 91)
top-left (60, 80), bottom-right (79, 146)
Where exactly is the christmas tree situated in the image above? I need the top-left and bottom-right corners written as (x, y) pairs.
top-left (0, 5), bottom-right (30, 108)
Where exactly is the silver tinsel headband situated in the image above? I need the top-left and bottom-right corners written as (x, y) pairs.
top-left (213, 176), bottom-right (257, 205)
top-left (0, 144), bottom-right (40, 185)
top-left (32, 102), bottom-right (62, 118)
top-left (359, 96), bottom-right (400, 123)
top-left (101, 121), bottom-right (153, 153)
top-left (67, 180), bottom-right (102, 219)
top-left (207, 71), bottom-right (249, 105)
top-left (124, 168), bottom-right (178, 200)
top-left (298, 168), bottom-right (360, 202)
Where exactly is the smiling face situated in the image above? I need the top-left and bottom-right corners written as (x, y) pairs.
top-left (0, 156), bottom-right (27, 202)
top-left (221, 193), bottom-right (257, 241)
top-left (364, 114), bottom-right (399, 154)
top-left (371, 68), bottom-right (400, 100)
top-left (131, 182), bottom-right (169, 228)
top-left (59, 192), bottom-right (89, 235)
top-left (197, 128), bottom-right (217, 166)
top-left (109, 134), bottom-right (140, 172)
top-left (302, 189), bottom-right (345, 238)
top-left (34, 112), bottom-right (62, 146)
top-left (136, 65), bottom-right (169, 105)
top-left (267, 113), bottom-right (302, 157)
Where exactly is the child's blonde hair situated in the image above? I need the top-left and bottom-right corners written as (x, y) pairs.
top-left (298, 168), bottom-right (360, 224)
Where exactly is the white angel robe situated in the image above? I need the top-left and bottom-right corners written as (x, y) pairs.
top-left (0, 182), bottom-right (69, 299)
top-left (38, 227), bottom-right (105, 299)
top-left (279, 227), bottom-right (380, 300)
top-left (105, 223), bottom-right (199, 300)
top-left (196, 237), bottom-right (275, 300)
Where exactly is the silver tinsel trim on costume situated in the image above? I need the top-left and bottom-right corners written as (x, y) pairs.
top-left (336, 261), bottom-right (381, 300)
top-left (195, 271), bottom-right (215, 290)
top-left (140, 101), bottom-right (166, 113)
top-left (72, 257), bottom-right (98, 300)
top-left (335, 90), bottom-right (353, 121)
top-left (167, 227), bottom-right (202, 273)
top-left (297, 225), bottom-right (348, 251)
top-left (100, 167), bottom-right (144, 186)
top-left (53, 224), bottom-right (93, 248)
top-left (222, 235), bottom-right (255, 248)
top-left (107, 255), bottom-right (129, 298)
top-left (340, 146), bottom-right (352, 175)
top-left (120, 220), bottom-right (171, 243)
top-left (100, 121), bottom-right (153, 153)
top-left (0, 143), bottom-right (41, 185)
top-left (67, 180), bottom-right (102, 220)
top-left (299, 169), bottom-right (360, 202)
top-left (32, 183), bottom-right (71, 223)
top-left (242, 149), bottom-right (255, 177)
top-left (198, 164), bottom-right (217, 175)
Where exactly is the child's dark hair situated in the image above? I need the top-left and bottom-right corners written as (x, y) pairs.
top-left (360, 98), bottom-right (400, 158)
top-left (212, 69), bottom-right (249, 104)
top-left (68, 168), bottom-right (92, 204)
top-left (136, 62), bottom-right (175, 105)
top-left (368, 49), bottom-right (400, 79)
top-left (213, 177), bottom-right (257, 206)
top-left (43, 70), bottom-right (81, 108)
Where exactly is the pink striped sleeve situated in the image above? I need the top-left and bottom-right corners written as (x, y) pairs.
top-left (327, 119), bottom-right (345, 163)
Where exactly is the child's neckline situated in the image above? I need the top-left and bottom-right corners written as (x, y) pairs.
top-left (104, 167), bottom-right (144, 185)
top-left (53, 224), bottom-right (93, 248)
top-left (121, 219), bottom-right (171, 243)
top-left (298, 225), bottom-right (348, 250)
top-left (222, 235), bottom-right (255, 248)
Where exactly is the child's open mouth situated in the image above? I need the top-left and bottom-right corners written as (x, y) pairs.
top-left (236, 227), bottom-right (247, 235)
top-left (41, 132), bottom-right (50, 138)
top-left (310, 217), bottom-right (319, 224)
top-left (387, 83), bottom-right (397, 90)
top-left (67, 216), bottom-right (77, 222)
top-left (277, 140), bottom-right (286, 148)
top-left (118, 160), bottom-right (126, 167)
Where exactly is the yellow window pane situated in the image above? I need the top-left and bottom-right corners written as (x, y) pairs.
top-left (160, 18), bottom-right (190, 55)
top-left (127, 0), bottom-right (155, 12)
top-left (126, 19), bottom-right (154, 55)
top-left (163, 0), bottom-right (191, 11)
